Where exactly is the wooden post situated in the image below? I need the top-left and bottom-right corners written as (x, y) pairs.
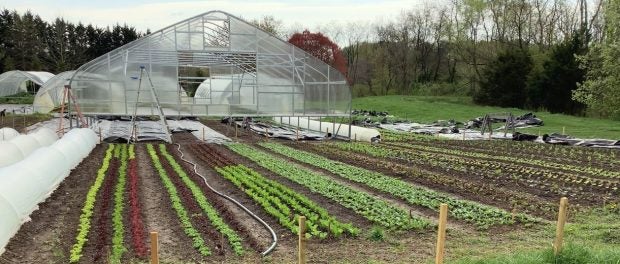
top-left (235, 124), bottom-right (238, 139)
top-left (202, 127), bottom-right (205, 141)
top-left (296, 127), bottom-right (299, 141)
top-left (435, 204), bottom-right (448, 264)
top-left (266, 128), bottom-right (269, 141)
top-left (99, 127), bottom-right (102, 143)
top-left (554, 197), bottom-right (569, 255)
top-left (326, 127), bottom-right (329, 138)
top-left (562, 126), bottom-right (566, 135)
top-left (298, 216), bottom-right (306, 264)
top-left (150, 231), bottom-right (159, 264)
top-left (462, 131), bottom-right (465, 141)
top-left (354, 133), bottom-right (357, 141)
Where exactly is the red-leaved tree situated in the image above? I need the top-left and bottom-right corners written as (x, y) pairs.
top-left (288, 30), bottom-right (348, 79)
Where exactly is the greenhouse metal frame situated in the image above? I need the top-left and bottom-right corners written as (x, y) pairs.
top-left (67, 10), bottom-right (352, 118)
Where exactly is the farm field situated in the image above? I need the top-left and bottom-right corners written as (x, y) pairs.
top-left (1, 124), bottom-right (619, 263)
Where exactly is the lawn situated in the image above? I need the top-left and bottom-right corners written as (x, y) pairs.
top-left (353, 96), bottom-right (620, 139)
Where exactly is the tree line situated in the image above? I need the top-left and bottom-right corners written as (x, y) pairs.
top-left (318, 0), bottom-right (611, 118)
top-left (0, 9), bottom-right (142, 74)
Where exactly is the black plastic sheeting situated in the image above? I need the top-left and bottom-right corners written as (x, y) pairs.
top-left (542, 133), bottom-right (620, 149)
top-left (222, 117), bottom-right (326, 141)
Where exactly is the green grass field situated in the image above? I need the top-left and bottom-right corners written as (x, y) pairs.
top-left (353, 96), bottom-right (620, 139)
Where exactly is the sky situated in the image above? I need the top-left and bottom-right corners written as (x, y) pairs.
top-left (0, 0), bottom-right (439, 39)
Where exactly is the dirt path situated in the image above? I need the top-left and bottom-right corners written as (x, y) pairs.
top-left (136, 144), bottom-right (203, 263)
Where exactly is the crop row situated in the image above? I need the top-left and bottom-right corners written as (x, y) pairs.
top-left (227, 143), bottom-right (430, 230)
top-left (146, 144), bottom-right (212, 256)
top-left (157, 144), bottom-right (244, 255)
top-left (331, 142), bottom-right (618, 196)
top-left (93, 152), bottom-right (120, 262)
top-left (302, 142), bottom-right (558, 218)
top-left (217, 164), bottom-right (359, 238)
top-left (111, 144), bottom-right (128, 263)
top-left (260, 143), bottom-right (533, 229)
top-left (389, 142), bottom-right (620, 179)
top-left (127, 145), bottom-right (147, 258)
top-left (69, 144), bottom-right (115, 263)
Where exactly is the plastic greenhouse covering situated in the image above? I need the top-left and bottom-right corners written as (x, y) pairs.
top-left (0, 128), bottom-right (97, 254)
top-left (33, 71), bottom-right (75, 113)
top-left (0, 127), bottom-right (19, 141)
top-left (0, 71), bottom-right (55, 97)
top-left (0, 128), bottom-right (58, 168)
top-left (68, 10), bottom-right (351, 117)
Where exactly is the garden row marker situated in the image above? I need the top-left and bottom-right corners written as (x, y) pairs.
top-left (435, 203), bottom-right (448, 264)
top-left (298, 216), bottom-right (306, 264)
top-left (553, 197), bottom-right (568, 255)
top-left (150, 231), bottom-right (159, 264)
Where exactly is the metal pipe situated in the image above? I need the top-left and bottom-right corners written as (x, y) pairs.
top-left (173, 143), bottom-right (278, 256)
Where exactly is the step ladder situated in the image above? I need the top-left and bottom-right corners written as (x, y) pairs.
top-left (57, 85), bottom-right (88, 136)
top-left (130, 66), bottom-right (172, 143)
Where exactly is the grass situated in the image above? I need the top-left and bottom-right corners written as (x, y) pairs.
top-left (0, 92), bottom-right (35, 104)
top-left (448, 206), bottom-right (620, 264)
top-left (353, 96), bottom-right (620, 139)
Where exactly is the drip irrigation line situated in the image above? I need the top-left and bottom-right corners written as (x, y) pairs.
top-left (173, 143), bottom-right (278, 257)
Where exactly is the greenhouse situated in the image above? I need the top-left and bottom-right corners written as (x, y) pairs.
top-left (33, 71), bottom-right (75, 113)
top-left (67, 10), bottom-right (351, 117)
top-left (0, 71), bottom-right (55, 97)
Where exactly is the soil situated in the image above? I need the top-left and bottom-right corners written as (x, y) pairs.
top-left (135, 144), bottom-right (205, 263)
top-left (0, 144), bottom-right (106, 264)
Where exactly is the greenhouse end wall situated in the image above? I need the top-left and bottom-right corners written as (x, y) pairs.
top-left (68, 10), bottom-right (351, 117)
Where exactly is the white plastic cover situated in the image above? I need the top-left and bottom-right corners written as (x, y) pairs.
top-left (275, 117), bottom-right (381, 142)
top-left (0, 71), bottom-right (55, 97)
top-left (0, 127), bottom-right (19, 141)
top-left (0, 141), bottom-right (24, 167)
top-left (0, 128), bottom-right (97, 254)
top-left (33, 71), bottom-right (75, 113)
top-left (8, 135), bottom-right (41, 157)
top-left (28, 127), bottom-right (58, 146)
top-left (0, 194), bottom-right (20, 256)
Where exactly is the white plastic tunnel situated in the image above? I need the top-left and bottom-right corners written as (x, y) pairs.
top-left (0, 128), bottom-right (19, 141)
top-left (0, 128), bottom-right (58, 168)
top-left (0, 128), bottom-right (98, 254)
top-left (274, 117), bottom-right (381, 142)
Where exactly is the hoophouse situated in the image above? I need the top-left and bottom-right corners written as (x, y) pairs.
top-left (61, 10), bottom-right (351, 118)
top-left (0, 71), bottom-right (55, 97)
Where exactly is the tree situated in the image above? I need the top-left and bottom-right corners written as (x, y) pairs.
top-left (574, 0), bottom-right (620, 119)
top-left (288, 30), bottom-right (347, 77)
top-left (474, 47), bottom-right (532, 107)
top-left (250, 15), bottom-right (284, 38)
top-left (527, 32), bottom-right (586, 114)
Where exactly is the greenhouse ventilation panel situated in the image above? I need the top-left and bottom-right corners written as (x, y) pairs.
top-left (68, 10), bottom-right (351, 117)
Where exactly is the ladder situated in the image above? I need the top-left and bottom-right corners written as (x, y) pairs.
top-left (57, 85), bottom-right (88, 136)
top-left (130, 66), bottom-right (172, 143)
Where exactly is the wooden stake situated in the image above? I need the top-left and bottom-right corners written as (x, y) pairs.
top-left (202, 127), bottom-right (205, 141)
top-left (354, 133), bottom-right (357, 141)
top-left (554, 197), bottom-right (569, 255)
top-left (266, 128), bottom-right (269, 141)
top-left (326, 127), bottom-right (329, 138)
top-left (462, 131), bottom-right (465, 141)
top-left (235, 124), bottom-right (238, 139)
top-left (296, 127), bottom-right (300, 141)
top-left (298, 216), bottom-right (306, 264)
top-left (99, 127), bottom-right (102, 143)
top-left (562, 126), bottom-right (566, 135)
top-left (150, 232), bottom-right (159, 264)
top-left (435, 204), bottom-right (448, 264)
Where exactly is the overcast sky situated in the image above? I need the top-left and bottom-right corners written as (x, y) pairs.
top-left (1, 0), bottom-right (445, 37)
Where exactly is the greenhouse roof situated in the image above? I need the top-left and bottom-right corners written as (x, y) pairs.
top-left (68, 10), bottom-right (351, 117)
top-left (0, 71), bottom-right (55, 97)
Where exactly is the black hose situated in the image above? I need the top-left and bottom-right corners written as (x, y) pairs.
top-left (173, 143), bottom-right (278, 256)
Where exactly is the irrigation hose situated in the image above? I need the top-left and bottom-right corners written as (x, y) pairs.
top-left (173, 143), bottom-right (278, 257)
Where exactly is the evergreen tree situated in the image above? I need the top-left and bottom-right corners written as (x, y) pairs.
top-left (474, 47), bottom-right (532, 108)
top-left (527, 32), bottom-right (587, 115)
